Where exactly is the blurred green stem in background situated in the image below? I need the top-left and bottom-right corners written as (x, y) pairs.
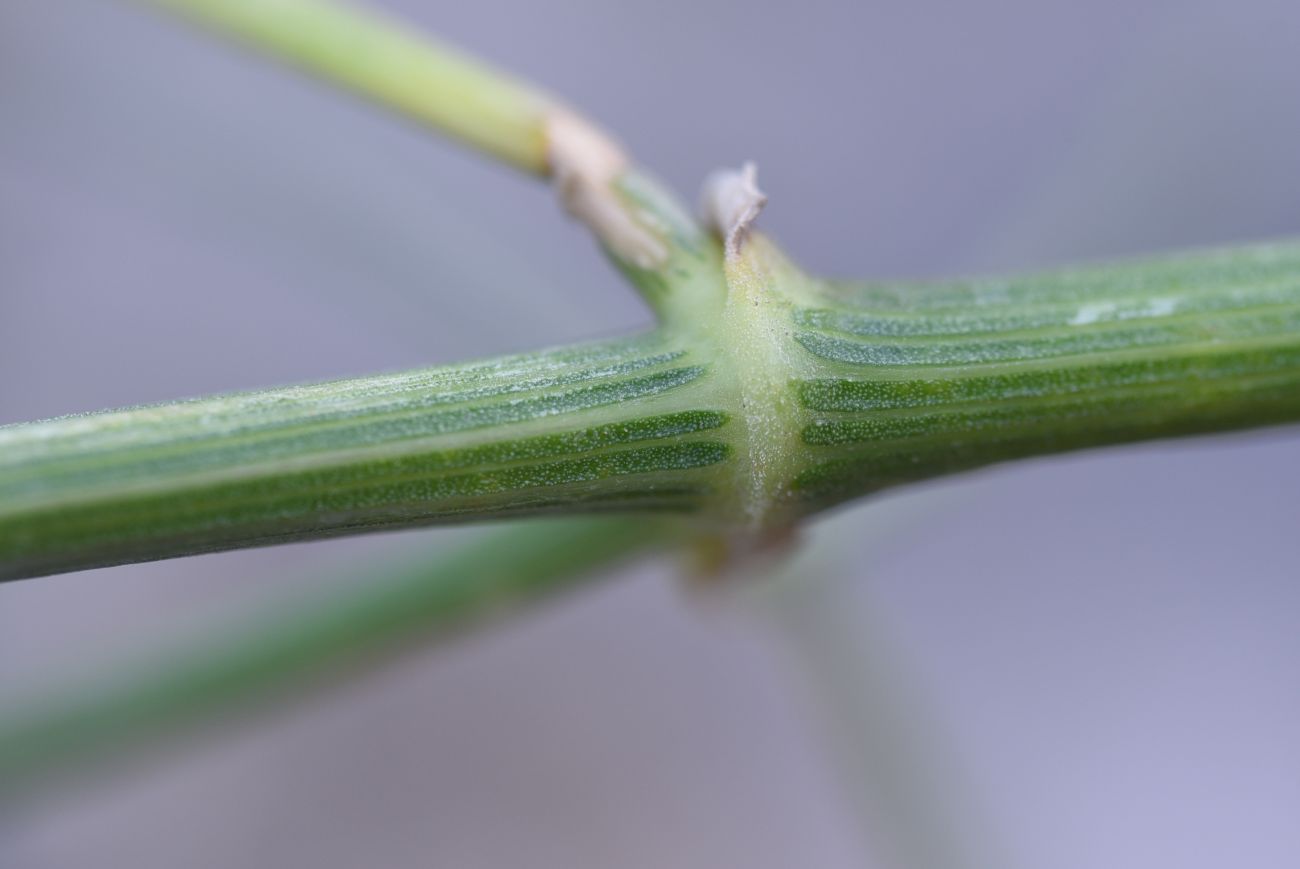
top-left (0, 516), bottom-right (685, 801)
top-left (751, 499), bottom-right (1004, 869)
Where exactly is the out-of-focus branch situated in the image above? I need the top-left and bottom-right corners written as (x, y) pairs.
top-left (0, 516), bottom-right (686, 800)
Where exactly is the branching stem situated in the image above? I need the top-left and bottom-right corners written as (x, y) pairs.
top-left (2, 0), bottom-right (1297, 580)
top-left (2, 0), bottom-right (1299, 809)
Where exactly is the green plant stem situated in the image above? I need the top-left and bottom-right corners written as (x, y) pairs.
top-left (143, 0), bottom-right (560, 174)
top-left (139, 0), bottom-right (685, 276)
top-left (0, 333), bottom-right (730, 580)
top-left (6, 239), bottom-right (1299, 579)
top-left (0, 515), bottom-right (683, 800)
top-left (725, 237), bottom-right (1300, 523)
top-left (3, 2), bottom-right (1298, 581)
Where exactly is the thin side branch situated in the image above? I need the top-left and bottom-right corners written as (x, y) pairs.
top-left (143, 0), bottom-right (672, 268)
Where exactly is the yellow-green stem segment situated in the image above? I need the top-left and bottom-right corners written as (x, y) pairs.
top-left (144, 0), bottom-right (559, 173)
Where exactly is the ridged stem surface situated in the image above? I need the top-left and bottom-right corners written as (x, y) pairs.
top-left (778, 240), bottom-right (1300, 514)
top-left (6, 239), bottom-right (1299, 578)
top-left (0, 333), bottom-right (733, 580)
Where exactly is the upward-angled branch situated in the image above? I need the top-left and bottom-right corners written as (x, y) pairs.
top-left (147, 0), bottom-right (558, 173)
top-left (143, 0), bottom-right (673, 271)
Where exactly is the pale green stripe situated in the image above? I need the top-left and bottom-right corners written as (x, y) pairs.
top-left (794, 304), bottom-right (1300, 367)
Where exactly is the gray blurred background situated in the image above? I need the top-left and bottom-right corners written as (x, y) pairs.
top-left (3, 0), bottom-right (1300, 866)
